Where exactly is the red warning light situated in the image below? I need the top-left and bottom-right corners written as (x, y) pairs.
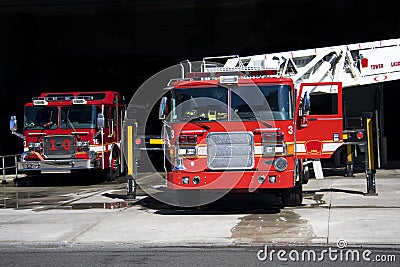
top-left (135, 138), bottom-right (142, 145)
top-left (356, 132), bottom-right (364, 140)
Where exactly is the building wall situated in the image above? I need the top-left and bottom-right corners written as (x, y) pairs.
top-left (0, 1), bottom-right (399, 160)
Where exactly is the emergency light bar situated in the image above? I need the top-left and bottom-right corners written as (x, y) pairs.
top-left (32, 95), bottom-right (94, 104)
top-left (203, 55), bottom-right (280, 73)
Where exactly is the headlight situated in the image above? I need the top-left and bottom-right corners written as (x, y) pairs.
top-left (77, 141), bottom-right (90, 152)
top-left (89, 150), bottom-right (97, 160)
top-left (193, 176), bottom-right (201, 185)
top-left (77, 141), bottom-right (90, 147)
top-left (274, 157), bottom-right (288, 172)
top-left (28, 142), bottom-right (41, 148)
top-left (28, 142), bottom-right (41, 152)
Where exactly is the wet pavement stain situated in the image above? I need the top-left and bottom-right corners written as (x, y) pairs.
top-left (231, 210), bottom-right (315, 244)
top-left (303, 192), bottom-right (327, 208)
top-left (1, 190), bottom-right (72, 210)
top-left (0, 174), bottom-right (129, 210)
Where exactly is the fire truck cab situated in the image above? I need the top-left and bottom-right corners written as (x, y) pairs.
top-left (10, 91), bottom-right (125, 181)
top-left (159, 58), bottom-right (343, 207)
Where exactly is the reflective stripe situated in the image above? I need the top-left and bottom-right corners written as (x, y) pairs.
top-left (296, 144), bottom-right (306, 153)
top-left (89, 144), bottom-right (115, 152)
top-left (181, 142), bottom-right (342, 156)
top-left (197, 147), bottom-right (207, 156)
top-left (254, 146), bottom-right (263, 155)
top-left (322, 142), bottom-right (342, 152)
top-left (296, 142), bottom-right (342, 153)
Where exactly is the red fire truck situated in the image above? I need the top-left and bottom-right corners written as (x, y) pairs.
top-left (158, 57), bottom-right (344, 207)
top-left (10, 91), bottom-right (126, 181)
top-left (117, 38), bottom-right (399, 204)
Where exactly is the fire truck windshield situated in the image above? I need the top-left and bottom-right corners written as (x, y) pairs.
top-left (171, 86), bottom-right (228, 122)
top-left (60, 106), bottom-right (100, 129)
top-left (170, 84), bottom-right (292, 122)
top-left (24, 106), bottom-right (58, 130)
top-left (231, 84), bottom-right (293, 121)
top-left (24, 106), bottom-right (101, 130)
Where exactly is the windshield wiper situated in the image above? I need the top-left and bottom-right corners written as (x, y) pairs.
top-left (66, 110), bottom-right (81, 140)
top-left (190, 120), bottom-right (210, 130)
top-left (237, 111), bottom-right (256, 119)
top-left (259, 119), bottom-right (273, 128)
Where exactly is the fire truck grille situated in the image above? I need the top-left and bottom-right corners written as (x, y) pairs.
top-left (43, 135), bottom-right (76, 159)
top-left (207, 132), bottom-right (254, 170)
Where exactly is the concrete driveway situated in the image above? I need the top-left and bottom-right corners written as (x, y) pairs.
top-left (0, 169), bottom-right (399, 247)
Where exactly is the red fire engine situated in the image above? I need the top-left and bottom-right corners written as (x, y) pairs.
top-left (155, 37), bottom-right (400, 207)
top-left (158, 58), bottom-right (344, 207)
top-left (10, 91), bottom-right (126, 181)
top-left (115, 37), bottom-right (400, 203)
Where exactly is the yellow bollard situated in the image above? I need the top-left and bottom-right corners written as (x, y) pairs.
top-left (363, 113), bottom-right (377, 196)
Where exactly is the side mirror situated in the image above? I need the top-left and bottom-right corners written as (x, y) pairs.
top-left (10, 115), bottom-right (17, 132)
top-left (302, 91), bottom-right (311, 115)
top-left (300, 92), bottom-right (311, 128)
top-left (159, 97), bottom-right (167, 120)
top-left (97, 113), bottom-right (105, 128)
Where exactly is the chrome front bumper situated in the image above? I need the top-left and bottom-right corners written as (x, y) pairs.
top-left (18, 159), bottom-right (101, 173)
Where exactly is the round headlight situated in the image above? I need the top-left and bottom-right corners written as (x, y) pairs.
top-left (193, 176), bottom-right (201, 185)
top-left (257, 175), bottom-right (266, 184)
top-left (89, 150), bottom-right (97, 160)
top-left (274, 157), bottom-right (288, 172)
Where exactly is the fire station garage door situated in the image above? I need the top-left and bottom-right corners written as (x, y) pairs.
top-left (383, 81), bottom-right (400, 165)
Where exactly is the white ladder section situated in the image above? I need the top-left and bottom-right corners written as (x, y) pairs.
top-left (208, 38), bottom-right (400, 91)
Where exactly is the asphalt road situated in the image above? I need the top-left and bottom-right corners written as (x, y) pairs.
top-left (0, 245), bottom-right (398, 267)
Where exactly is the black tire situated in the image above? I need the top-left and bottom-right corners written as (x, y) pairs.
top-left (296, 159), bottom-right (310, 184)
top-left (302, 168), bottom-right (310, 184)
top-left (104, 168), bottom-right (116, 182)
top-left (14, 177), bottom-right (30, 187)
top-left (281, 180), bottom-right (303, 207)
top-left (176, 189), bottom-right (201, 208)
top-left (105, 149), bottom-right (120, 182)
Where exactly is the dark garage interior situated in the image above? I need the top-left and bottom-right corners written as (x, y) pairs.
top-left (1, 0), bottom-right (400, 167)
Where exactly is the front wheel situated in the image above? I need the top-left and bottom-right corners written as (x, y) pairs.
top-left (281, 180), bottom-right (303, 207)
top-left (104, 150), bottom-right (120, 182)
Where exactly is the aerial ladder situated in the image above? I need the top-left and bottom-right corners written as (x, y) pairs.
top-left (215, 38), bottom-right (400, 88)
top-left (198, 38), bottom-right (400, 195)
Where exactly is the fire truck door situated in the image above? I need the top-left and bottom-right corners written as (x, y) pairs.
top-left (296, 82), bottom-right (343, 159)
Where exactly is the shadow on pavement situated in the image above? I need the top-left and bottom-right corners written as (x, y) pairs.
top-left (12, 172), bottom-right (124, 187)
top-left (135, 192), bottom-right (284, 215)
top-left (304, 188), bottom-right (365, 195)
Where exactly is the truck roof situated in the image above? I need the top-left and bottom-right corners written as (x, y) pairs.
top-left (25, 91), bottom-right (123, 106)
top-left (170, 77), bottom-right (294, 89)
